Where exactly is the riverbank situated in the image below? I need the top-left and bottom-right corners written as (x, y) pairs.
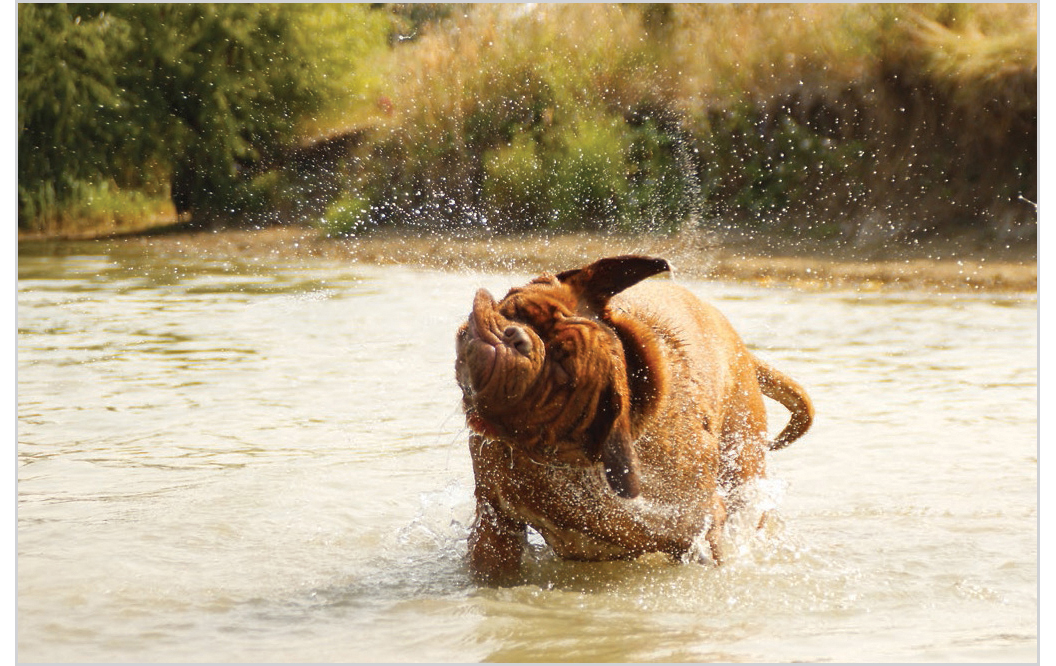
top-left (20, 6), bottom-right (1036, 243)
top-left (31, 224), bottom-right (1034, 294)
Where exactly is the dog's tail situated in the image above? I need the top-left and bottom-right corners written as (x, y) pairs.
top-left (755, 359), bottom-right (814, 451)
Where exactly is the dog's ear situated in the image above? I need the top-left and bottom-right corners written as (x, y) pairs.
top-left (586, 385), bottom-right (641, 499)
top-left (601, 416), bottom-right (640, 499)
top-left (557, 256), bottom-right (670, 309)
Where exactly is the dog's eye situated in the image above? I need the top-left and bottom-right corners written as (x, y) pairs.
top-left (560, 315), bottom-right (595, 328)
top-left (508, 306), bottom-right (547, 332)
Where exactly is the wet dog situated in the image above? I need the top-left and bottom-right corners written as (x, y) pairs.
top-left (455, 255), bottom-right (813, 583)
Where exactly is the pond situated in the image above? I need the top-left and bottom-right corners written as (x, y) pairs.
top-left (17, 239), bottom-right (1037, 662)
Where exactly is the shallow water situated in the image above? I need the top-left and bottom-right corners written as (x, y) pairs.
top-left (17, 240), bottom-right (1037, 662)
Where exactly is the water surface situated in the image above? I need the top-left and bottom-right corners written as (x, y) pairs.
top-left (17, 240), bottom-right (1037, 662)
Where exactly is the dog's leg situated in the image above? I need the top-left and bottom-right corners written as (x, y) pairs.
top-left (467, 434), bottom-right (528, 583)
top-left (468, 497), bottom-right (527, 585)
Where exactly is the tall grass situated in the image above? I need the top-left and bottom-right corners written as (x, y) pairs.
top-left (326, 3), bottom-right (1035, 243)
top-left (21, 4), bottom-right (1034, 242)
top-left (18, 179), bottom-right (175, 237)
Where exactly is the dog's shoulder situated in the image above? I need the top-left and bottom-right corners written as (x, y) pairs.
top-left (612, 280), bottom-right (726, 333)
top-left (612, 278), bottom-right (749, 382)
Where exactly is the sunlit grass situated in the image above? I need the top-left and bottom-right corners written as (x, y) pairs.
top-left (20, 3), bottom-right (1035, 240)
top-left (329, 3), bottom-right (1034, 238)
top-left (355, 3), bottom-right (1036, 127)
top-left (905, 6), bottom-right (1036, 111)
top-left (18, 180), bottom-right (176, 237)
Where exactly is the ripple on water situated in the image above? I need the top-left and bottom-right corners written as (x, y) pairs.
top-left (17, 251), bottom-right (1037, 662)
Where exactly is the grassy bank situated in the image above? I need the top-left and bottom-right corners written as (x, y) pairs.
top-left (20, 4), bottom-right (1036, 247)
top-left (329, 4), bottom-right (1035, 244)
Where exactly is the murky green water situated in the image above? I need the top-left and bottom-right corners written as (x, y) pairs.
top-left (17, 239), bottom-right (1037, 662)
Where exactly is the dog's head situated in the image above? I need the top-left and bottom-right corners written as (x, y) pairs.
top-left (456, 255), bottom-right (670, 499)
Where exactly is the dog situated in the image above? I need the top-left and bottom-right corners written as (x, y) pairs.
top-left (455, 255), bottom-right (813, 583)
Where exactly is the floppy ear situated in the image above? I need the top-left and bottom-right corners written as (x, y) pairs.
top-left (586, 385), bottom-right (641, 499)
top-left (601, 416), bottom-right (640, 499)
top-left (557, 255), bottom-right (670, 309)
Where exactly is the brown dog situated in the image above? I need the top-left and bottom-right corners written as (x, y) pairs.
top-left (455, 255), bottom-right (813, 583)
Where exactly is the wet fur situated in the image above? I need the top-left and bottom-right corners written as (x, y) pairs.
top-left (455, 256), bottom-right (813, 583)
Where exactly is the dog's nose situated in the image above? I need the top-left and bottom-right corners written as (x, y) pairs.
top-left (502, 325), bottom-right (532, 356)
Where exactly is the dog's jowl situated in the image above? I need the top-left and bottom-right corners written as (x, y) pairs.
top-left (455, 255), bottom-right (814, 583)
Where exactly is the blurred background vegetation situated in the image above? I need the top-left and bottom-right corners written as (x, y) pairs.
top-left (18, 3), bottom-right (1037, 246)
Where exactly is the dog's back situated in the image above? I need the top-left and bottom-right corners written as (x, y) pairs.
top-left (612, 280), bottom-right (772, 496)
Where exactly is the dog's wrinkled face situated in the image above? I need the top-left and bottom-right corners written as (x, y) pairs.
top-left (456, 276), bottom-right (615, 440)
top-left (456, 256), bottom-right (671, 498)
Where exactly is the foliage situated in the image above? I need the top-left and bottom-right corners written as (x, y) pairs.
top-left (544, 113), bottom-right (632, 231)
top-left (481, 133), bottom-right (549, 231)
top-left (18, 4), bottom-right (143, 230)
top-left (694, 105), bottom-right (869, 230)
top-left (20, 3), bottom-right (1036, 242)
top-left (319, 194), bottom-right (373, 237)
top-left (18, 3), bottom-right (389, 231)
top-left (341, 3), bottom-right (1035, 239)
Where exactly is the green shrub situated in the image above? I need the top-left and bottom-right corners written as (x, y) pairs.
top-left (625, 117), bottom-right (697, 233)
top-left (318, 194), bottom-right (372, 237)
top-left (18, 4), bottom-right (390, 232)
top-left (543, 113), bottom-right (631, 231)
top-left (481, 133), bottom-right (550, 230)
